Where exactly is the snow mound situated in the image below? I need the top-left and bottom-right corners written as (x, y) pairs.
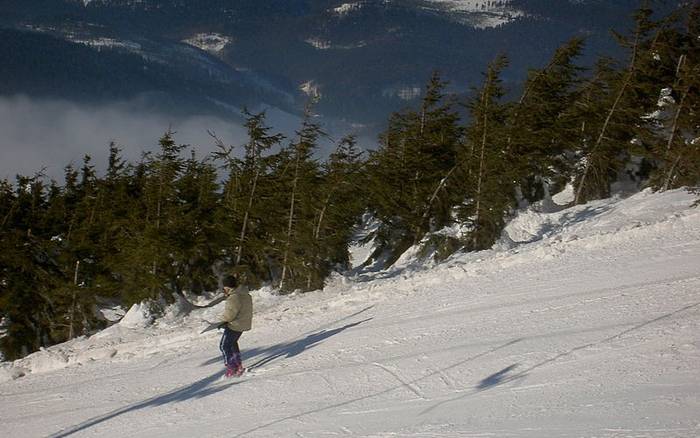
top-left (119, 302), bottom-right (155, 328)
top-left (503, 188), bottom-right (696, 246)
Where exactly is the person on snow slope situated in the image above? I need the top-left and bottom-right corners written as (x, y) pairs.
top-left (218, 274), bottom-right (253, 377)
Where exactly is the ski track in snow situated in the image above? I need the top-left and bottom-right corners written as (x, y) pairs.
top-left (1, 189), bottom-right (700, 437)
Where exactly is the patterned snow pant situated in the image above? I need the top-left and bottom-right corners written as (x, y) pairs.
top-left (219, 327), bottom-right (242, 368)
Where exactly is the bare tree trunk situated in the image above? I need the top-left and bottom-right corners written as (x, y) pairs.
top-left (473, 79), bottom-right (491, 248)
top-left (1, 198), bottom-right (18, 229)
top-left (660, 56), bottom-right (690, 192)
top-left (314, 189), bottom-right (335, 240)
top-left (421, 164), bottom-right (458, 224)
top-left (68, 260), bottom-right (79, 339)
top-left (80, 190), bottom-right (102, 246)
top-left (662, 154), bottom-right (683, 192)
top-left (236, 167), bottom-right (261, 265)
top-left (412, 170), bottom-right (422, 245)
top-left (574, 28), bottom-right (641, 205)
top-left (280, 147), bottom-right (302, 290)
top-left (153, 175), bottom-right (163, 277)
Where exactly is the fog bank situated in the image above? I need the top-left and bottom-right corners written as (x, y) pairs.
top-left (0, 95), bottom-right (252, 181)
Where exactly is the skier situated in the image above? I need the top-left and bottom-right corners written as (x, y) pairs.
top-left (218, 274), bottom-right (253, 377)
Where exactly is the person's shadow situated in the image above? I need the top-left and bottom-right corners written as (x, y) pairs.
top-left (49, 370), bottom-right (239, 438)
top-left (51, 316), bottom-right (372, 437)
top-left (248, 318), bottom-right (372, 370)
top-left (201, 307), bottom-right (375, 368)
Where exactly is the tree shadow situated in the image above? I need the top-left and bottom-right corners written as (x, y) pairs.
top-left (421, 301), bottom-right (700, 415)
top-left (477, 364), bottom-right (519, 390)
top-left (232, 338), bottom-right (524, 437)
top-left (49, 371), bottom-right (239, 438)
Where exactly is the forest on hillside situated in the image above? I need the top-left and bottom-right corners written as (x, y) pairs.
top-left (1, 5), bottom-right (698, 360)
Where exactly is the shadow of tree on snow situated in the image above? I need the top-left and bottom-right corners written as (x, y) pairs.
top-left (421, 301), bottom-right (700, 415)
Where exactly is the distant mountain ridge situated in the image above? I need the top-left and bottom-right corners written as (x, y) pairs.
top-left (0, 0), bottom-right (650, 127)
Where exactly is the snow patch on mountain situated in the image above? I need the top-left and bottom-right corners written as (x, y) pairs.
top-left (182, 33), bottom-right (232, 55)
top-left (305, 36), bottom-right (367, 50)
top-left (383, 85), bottom-right (422, 100)
top-left (306, 37), bottom-right (332, 50)
top-left (427, 0), bottom-right (513, 13)
top-left (333, 2), bottom-right (365, 17)
top-left (300, 80), bottom-right (322, 100)
top-left (423, 0), bottom-right (525, 28)
top-left (23, 24), bottom-right (143, 53)
top-left (70, 37), bottom-right (142, 52)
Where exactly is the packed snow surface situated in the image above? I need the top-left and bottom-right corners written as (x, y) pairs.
top-left (1, 189), bottom-right (699, 437)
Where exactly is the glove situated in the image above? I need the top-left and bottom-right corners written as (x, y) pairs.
top-left (217, 322), bottom-right (227, 330)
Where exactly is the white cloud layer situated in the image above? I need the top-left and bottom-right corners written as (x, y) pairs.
top-left (0, 95), bottom-right (249, 181)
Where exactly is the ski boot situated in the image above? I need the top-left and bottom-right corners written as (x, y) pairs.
top-left (225, 365), bottom-right (236, 378)
top-left (225, 353), bottom-right (245, 377)
top-left (232, 353), bottom-right (245, 377)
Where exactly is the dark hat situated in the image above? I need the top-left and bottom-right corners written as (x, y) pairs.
top-left (222, 275), bottom-right (237, 288)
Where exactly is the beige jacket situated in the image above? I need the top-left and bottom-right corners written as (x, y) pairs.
top-left (220, 286), bottom-right (253, 332)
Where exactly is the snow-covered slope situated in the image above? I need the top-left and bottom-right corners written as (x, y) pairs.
top-left (422, 0), bottom-right (525, 28)
top-left (1, 189), bottom-right (699, 437)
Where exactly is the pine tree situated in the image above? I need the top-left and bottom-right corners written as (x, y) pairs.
top-left (315, 135), bottom-right (365, 271)
top-left (457, 55), bottom-right (514, 250)
top-left (644, 4), bottom-right (700, 191)
top-left (507, 38), bottom-right (585, 203)
top-left (170, 150), bottom-right (221, 296)
top-left (367, 72), bottom-right (462, 264)
top-left (0, 174), bottom-right (63, 358)
top-left (573, 7), bottom-right (658, 204)
top-left (279, 106), bottom-right (324, 291)
top-left (111, 131), bottom-right (187, 304)
top-left (235, 110), bottom-right (285, 268)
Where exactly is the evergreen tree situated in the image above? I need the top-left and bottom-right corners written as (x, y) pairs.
top-left (314, 135), bottom-right (365, 271)
top-left (456, 55), bottom-right (514, 250)
top-left (171, 151), bottom-right (221, 295)
top-left (279, 106), bottom-right (324, 291)
top-left (507, 38), bottom-right (585, 203)
top-left (367, 72), bottom-right (462, 264)
top-left (0, 174), bottom-right (62, 358)
top-left (573, 7), bottom-right (658, 204)
top-left (644, 4), bottom-right (700, 190)
top-left (234, 110), bottom-right (285, 271)
top-left (111, 131), bottom-right (186, 303)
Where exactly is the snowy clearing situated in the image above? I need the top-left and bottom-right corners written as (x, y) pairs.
top-left (1, 189), bottom-right (699, 437)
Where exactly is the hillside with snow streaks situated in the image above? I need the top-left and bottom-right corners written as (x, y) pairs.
top-left (1, 189), bottom-right (699, 437)
top-left (423, 0), bottom-right (524, 28)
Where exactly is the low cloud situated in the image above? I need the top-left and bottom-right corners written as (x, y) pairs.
top-left (0, 95), bottom-right (253, 181)
top-left (0, 95), bottom-right (373, 184)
